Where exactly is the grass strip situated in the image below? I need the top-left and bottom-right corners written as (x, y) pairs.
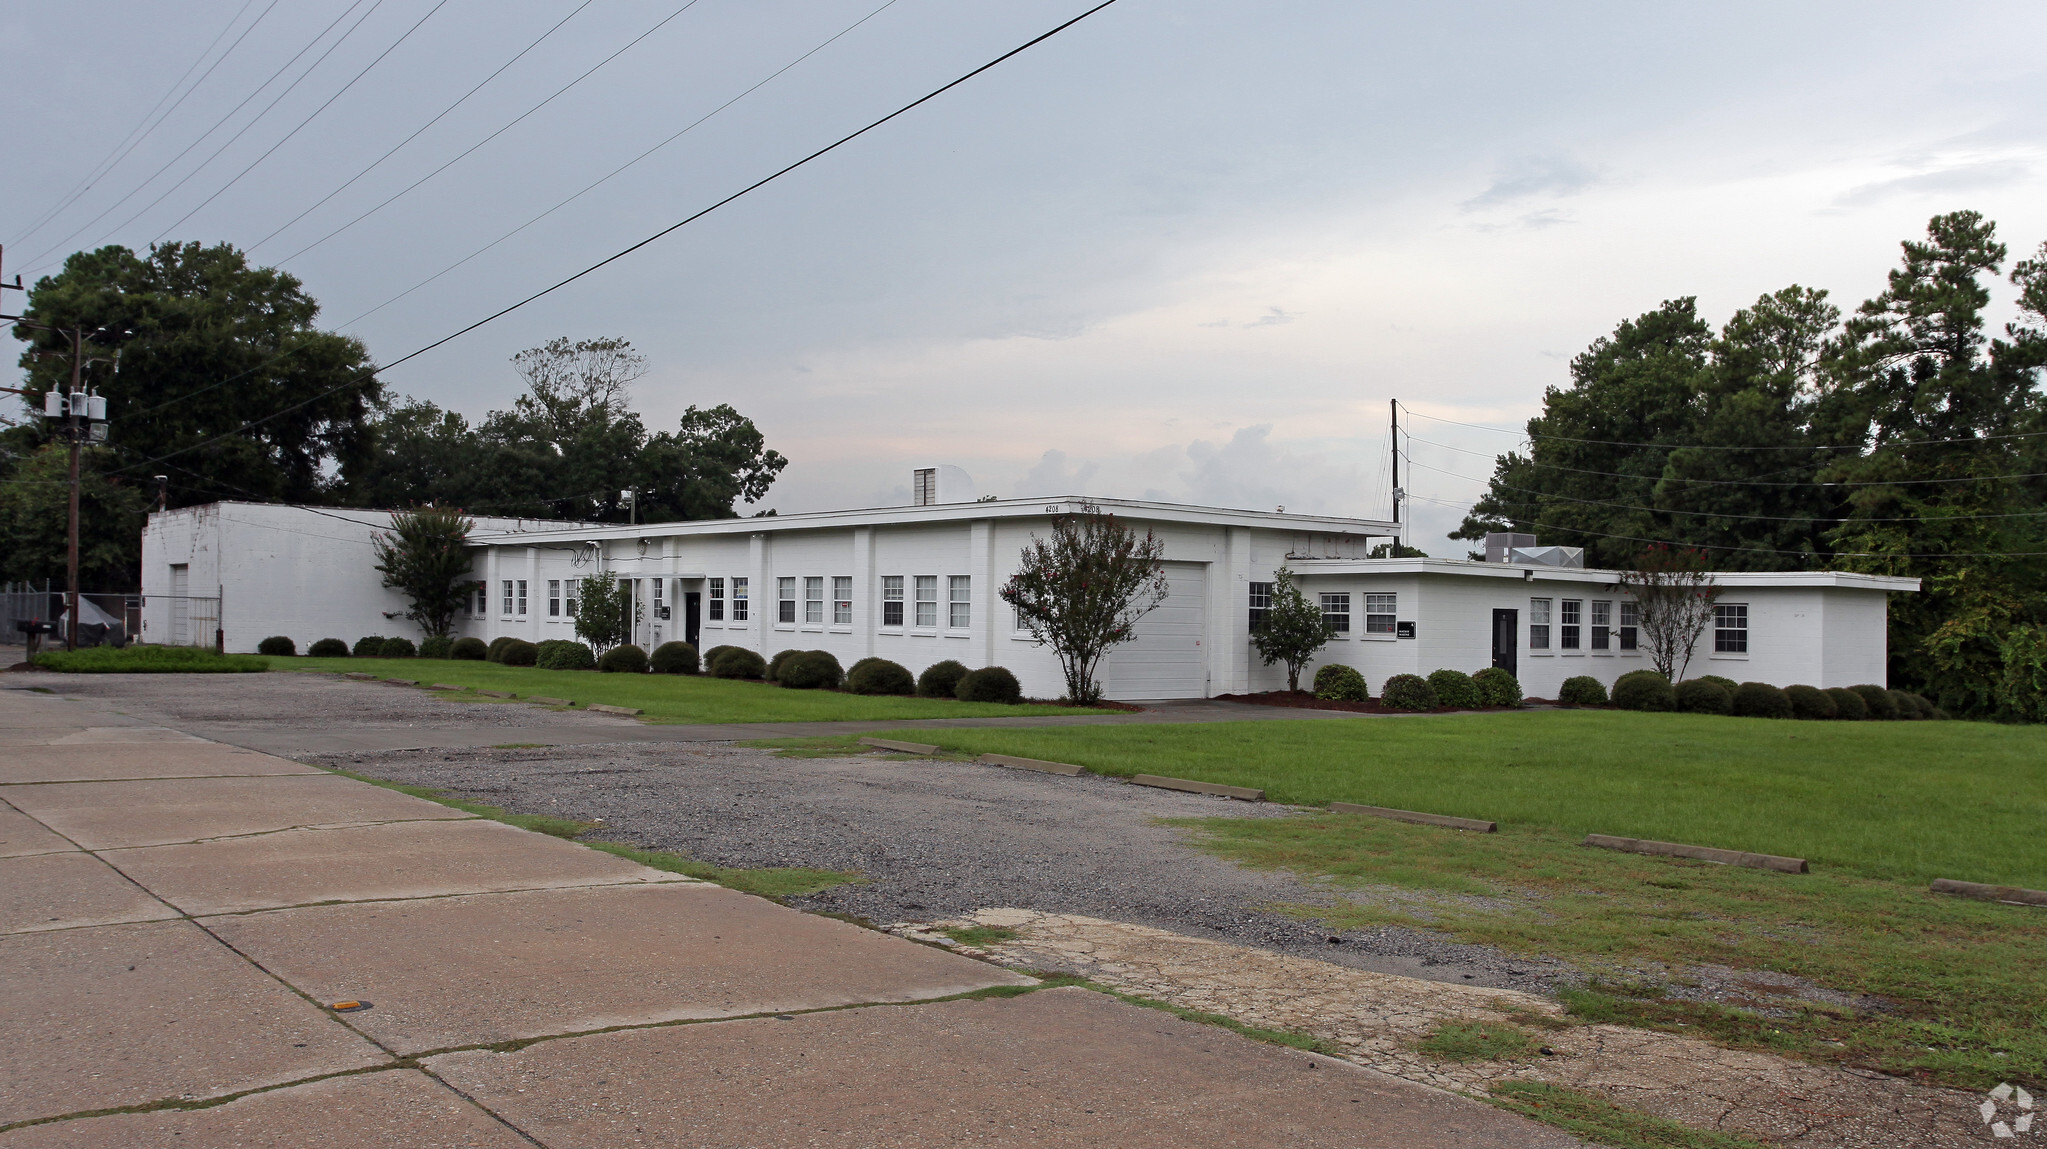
top-left (33, 646), bottom-right (268, 673)
top-left (1487, 1082), bottom-right (1766, 1149)
top-left (283, 656), bottom-right (1110, 723)
top-left (1415, 1019), bottom-right (1539, 1062)
top-left (328, 769), bottom-right (862, 898)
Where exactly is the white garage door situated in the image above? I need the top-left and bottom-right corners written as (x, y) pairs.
top-left (1099, 561), bottom-right (1208, 700)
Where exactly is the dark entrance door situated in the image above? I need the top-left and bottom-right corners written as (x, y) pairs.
top-left (684, 592), bottom-right (702, 649)
top-left (1491, 609), bottom-right (1518, 677)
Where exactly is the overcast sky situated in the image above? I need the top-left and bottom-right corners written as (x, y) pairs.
top-left (5, 1), bottom-right (2045, 548)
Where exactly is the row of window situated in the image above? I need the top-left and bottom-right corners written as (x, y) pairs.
top-left (1246, 584), bottom-right (1396, 636)
top-left (479, 575), bottom-right (973, 629)
top-left (1528, 599), bottom-right (1748, 653)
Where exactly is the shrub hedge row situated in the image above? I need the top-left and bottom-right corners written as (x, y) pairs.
top-left (1592, 669), bottom-right (1941, 720)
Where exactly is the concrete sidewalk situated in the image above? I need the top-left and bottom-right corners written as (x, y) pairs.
top-left (0, 686), bottom-right (1578, 1147)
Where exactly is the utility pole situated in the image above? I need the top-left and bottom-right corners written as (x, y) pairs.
top-left (1389, 399), bottom-right (1402, 548)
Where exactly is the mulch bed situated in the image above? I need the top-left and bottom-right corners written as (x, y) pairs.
top-left (1215, 691), bottom-right (1561, 715)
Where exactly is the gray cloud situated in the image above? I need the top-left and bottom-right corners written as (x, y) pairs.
top-left (1832, 159), bottom-right (2031, 208)
top-left (1461, 155), bottom-right (1598, 210)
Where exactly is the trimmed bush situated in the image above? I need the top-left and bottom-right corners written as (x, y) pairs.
top-left (598, 644), bottom-right (649, 674)
top-left (918, 659), bottom-right (970, 699)
top-left (256, 635), bottom-right (296, 657)
top-left (486, 636), bottom-right (517, 663)
top-left (353, 636), bottom-right (388, 658)
top-left (1611, 670), bottom-right (1674, 712)
top-left (1901, 691), bottom-right (1938, 718)
top-left (1426, 669), bottom-right (1481, 710)
top-left (1674, 678), bottom-right (1732, 715)
top-left (1888, 689), bottom-right (1925, 719)
top-left (1557, 675), bottom-right (1608, 706)
top-left (1731, 681), bottom-right (1790, 719)
top-left (1825, 687), bottom-right (1867, 720)
top-left (1784, 684), bottom-right (1836, 720)
top-left (956, 666), bottom-right (1022, 704)
top-left (766, 648), bottom-right (799, 683)
top-left (380, 636), bottom-right (417, 659)
top-left (778, 650), bottom-right (844, 690)
top-left (708, 646), bottom-right (767, 679)
top-left (418, 635), bottom-right (453, 659)
top-left (702, 645), bottom-right (742, 671)
top-left (1698, 675), bottom-right (1740, 695)
top-left (450, 636), bottom-right (488, 660)
top-left (537, 640), bottom-right (596, 671)
top-left (846, 658), bottom-right (915, 696)
top-left (1849, 684), bottom-right (1897, 720)
top-left (307, 637), bottom-right (349, 658)
top-left (499, 639), bottom-right (538, 667)
top-left (1472, 666), bottom-right (1522, 708)
top-left (1313, 663), bottom-right (1368, 702)
top-left (650, 641), bottom-right (699, 675)
top-left (1380, 673), bottom-right (1437, 712)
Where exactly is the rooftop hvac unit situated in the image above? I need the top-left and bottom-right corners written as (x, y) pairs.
top-left (1510, 545), bottom-right (1585, 569)
top-left (1483, 532), bottom-right (1535, 564)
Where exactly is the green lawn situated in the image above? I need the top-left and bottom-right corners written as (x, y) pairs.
top-left (847, 710), bottom-right (2047, 1089)
top-left (282, 657), bottom-right (1111, 724)
top-left (866, 710), bottom-right (2047, 886)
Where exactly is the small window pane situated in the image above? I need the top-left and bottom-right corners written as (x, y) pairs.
top-left (1319, 592), bottom-right (1350, 634)
top-left (1560, 599), bottom-right (1581, 650)
top-left (709, 577), bottom-right (724, 621)
top-left (778, 577), bottom-right (796, 624)
top-left (547, 580), bottom-right (561, 618)
top-left (502, 580), bottom-right (514, 617)
top-left (804, 576), bottom-right (824, 624)
top-left (1247, 581), bottom-right (1273, 632)
top-left (1619, 600), bottom-right (1637, 650)
top-left (566, 579), bottom-right (580, 618)
top-left (1363, 592), bottom-right (1396, 635)
top-left (732, 577), bottom-right (749, 622)
top-left (949, 576), bottom-right (971, 629)
top-left (833, 576), bottom-right (852, 625)
top-left (1590, 599), bottom-right (1610, 650)
top-left (915, 576), bottom-right (938, 627)
top-left (882, 575), bottom-right (904, 627)
top-left (1715, 602), bottom-right (1748, 653)
top-left (1529, 598), bottom-right (1551, 650)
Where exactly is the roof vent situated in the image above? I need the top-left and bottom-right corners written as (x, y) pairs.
top-left (911, 465), bottom-right (976, 506)
top-left (1510, 545), bottom-right (1585, 569)
top-left (1484, 532), bottom-right (1535, 564)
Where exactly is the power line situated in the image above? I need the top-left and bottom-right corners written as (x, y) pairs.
top-left (98, 0), bottom-right (1125, 482)
top-left (1396, 400), bottom-right (2047, 451)
top-left (277, 0), bottom-right (708, 264)
top-left (245, 0), bottom-right (599, 255)
top-left (10, 0), bottom-right (275, 247)
top-left (335, 0), bottom-right (902, 329)
top-left (19, 0), bottom-right (382, 272)
top-left (150, 0), bottom-right (455, 243)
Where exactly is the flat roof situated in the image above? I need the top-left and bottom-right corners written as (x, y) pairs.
top-left (466, 496), bottom-right (1398, 545)
top-left (1286, 556), bottom-right (1919, 592)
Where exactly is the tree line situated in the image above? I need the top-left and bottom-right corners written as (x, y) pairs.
top-left (1453, 211), bottom-right (2047, 720)
top-left (0, 242), bottom-right (787, 591)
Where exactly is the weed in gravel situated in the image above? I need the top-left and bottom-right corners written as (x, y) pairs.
top-left (1487, 1081), bottom-right (1766, 1149)
top-left (1416, 1019), bottom-right (1538, 1062)
top-left (940, 925), bottom-right (1021, 948)
top-left (583, 841), bottom-right (862, 899)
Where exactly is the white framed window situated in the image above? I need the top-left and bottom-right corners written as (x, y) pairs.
top-left (1715, 602), bottom-right (1749, 653)
top-left (948, 575), bottom-right (971, 629)
top-left (1248, 582), bottom-right (1273, 631)
top-left (1619, 601), bottom-right (1638, 650)
top-left (804, 576), bottom-right (824, 624)
top-left (1560, 599), bottom-right (1581, 650)
top-left (1529, 598), bottom-right (1551, 650)
top-left (547, 580), bottom-right (561, 617)
top-left (882, 575), bottom-right (905, 627)
top-left (1363, 593), bottom-right (1396, 636)
top-left (777, 577), bottom-right (796, 624)
top-left (502, 579), bottom-right (514, 617)
top-left (731, 577), bottom-right (749, 622)
top-left (833, 576), bottom-right (853, 625)
top-left (709, 577), bottom-right (724, 621)
top-left (1320, 592), bottom-right (1351, 634)
top-left (566, 579), bottom-right (581, 618)
top-left (652, 579), bottom-right (664, 619)
top-left (914, 575), bottom-right (938, 628)
top-left (515, 580), bottom-right (528, 618)
top-left (1591, 600), bottom-right (1611, 650)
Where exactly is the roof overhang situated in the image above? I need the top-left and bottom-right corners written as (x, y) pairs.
top-left (1284, 557), bottom-right (1919, 593)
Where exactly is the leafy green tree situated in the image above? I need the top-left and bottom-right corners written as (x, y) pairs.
top-left (370, 507), bottom-right (476, 639)
top-left (636, 404), bottom-right (789, 521)
top-left (1249, 566), bottom-right (1335, 692)
top-left (0, 443), bottom-right (149, 590)
top-left (1000, 509), bottom-right (1169, 705)
top-left (1618, 545), bottom-right (1722, 681)
top-left (573, 571), bottom-right (637, 654)
top-left (11, 243), bottom-right (380, 506)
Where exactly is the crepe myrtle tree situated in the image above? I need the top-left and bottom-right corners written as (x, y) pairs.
top-left (573, 570), bottom-right (639, 654)
top-left (1249, 566), bottom-right (1336, 692)
top-left (1000, 507), bottom-right (1169, 705)
top-left (370, 506), bottom-right (475, 639)
top-left (1620, 544), bottom-right (1722, 681)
